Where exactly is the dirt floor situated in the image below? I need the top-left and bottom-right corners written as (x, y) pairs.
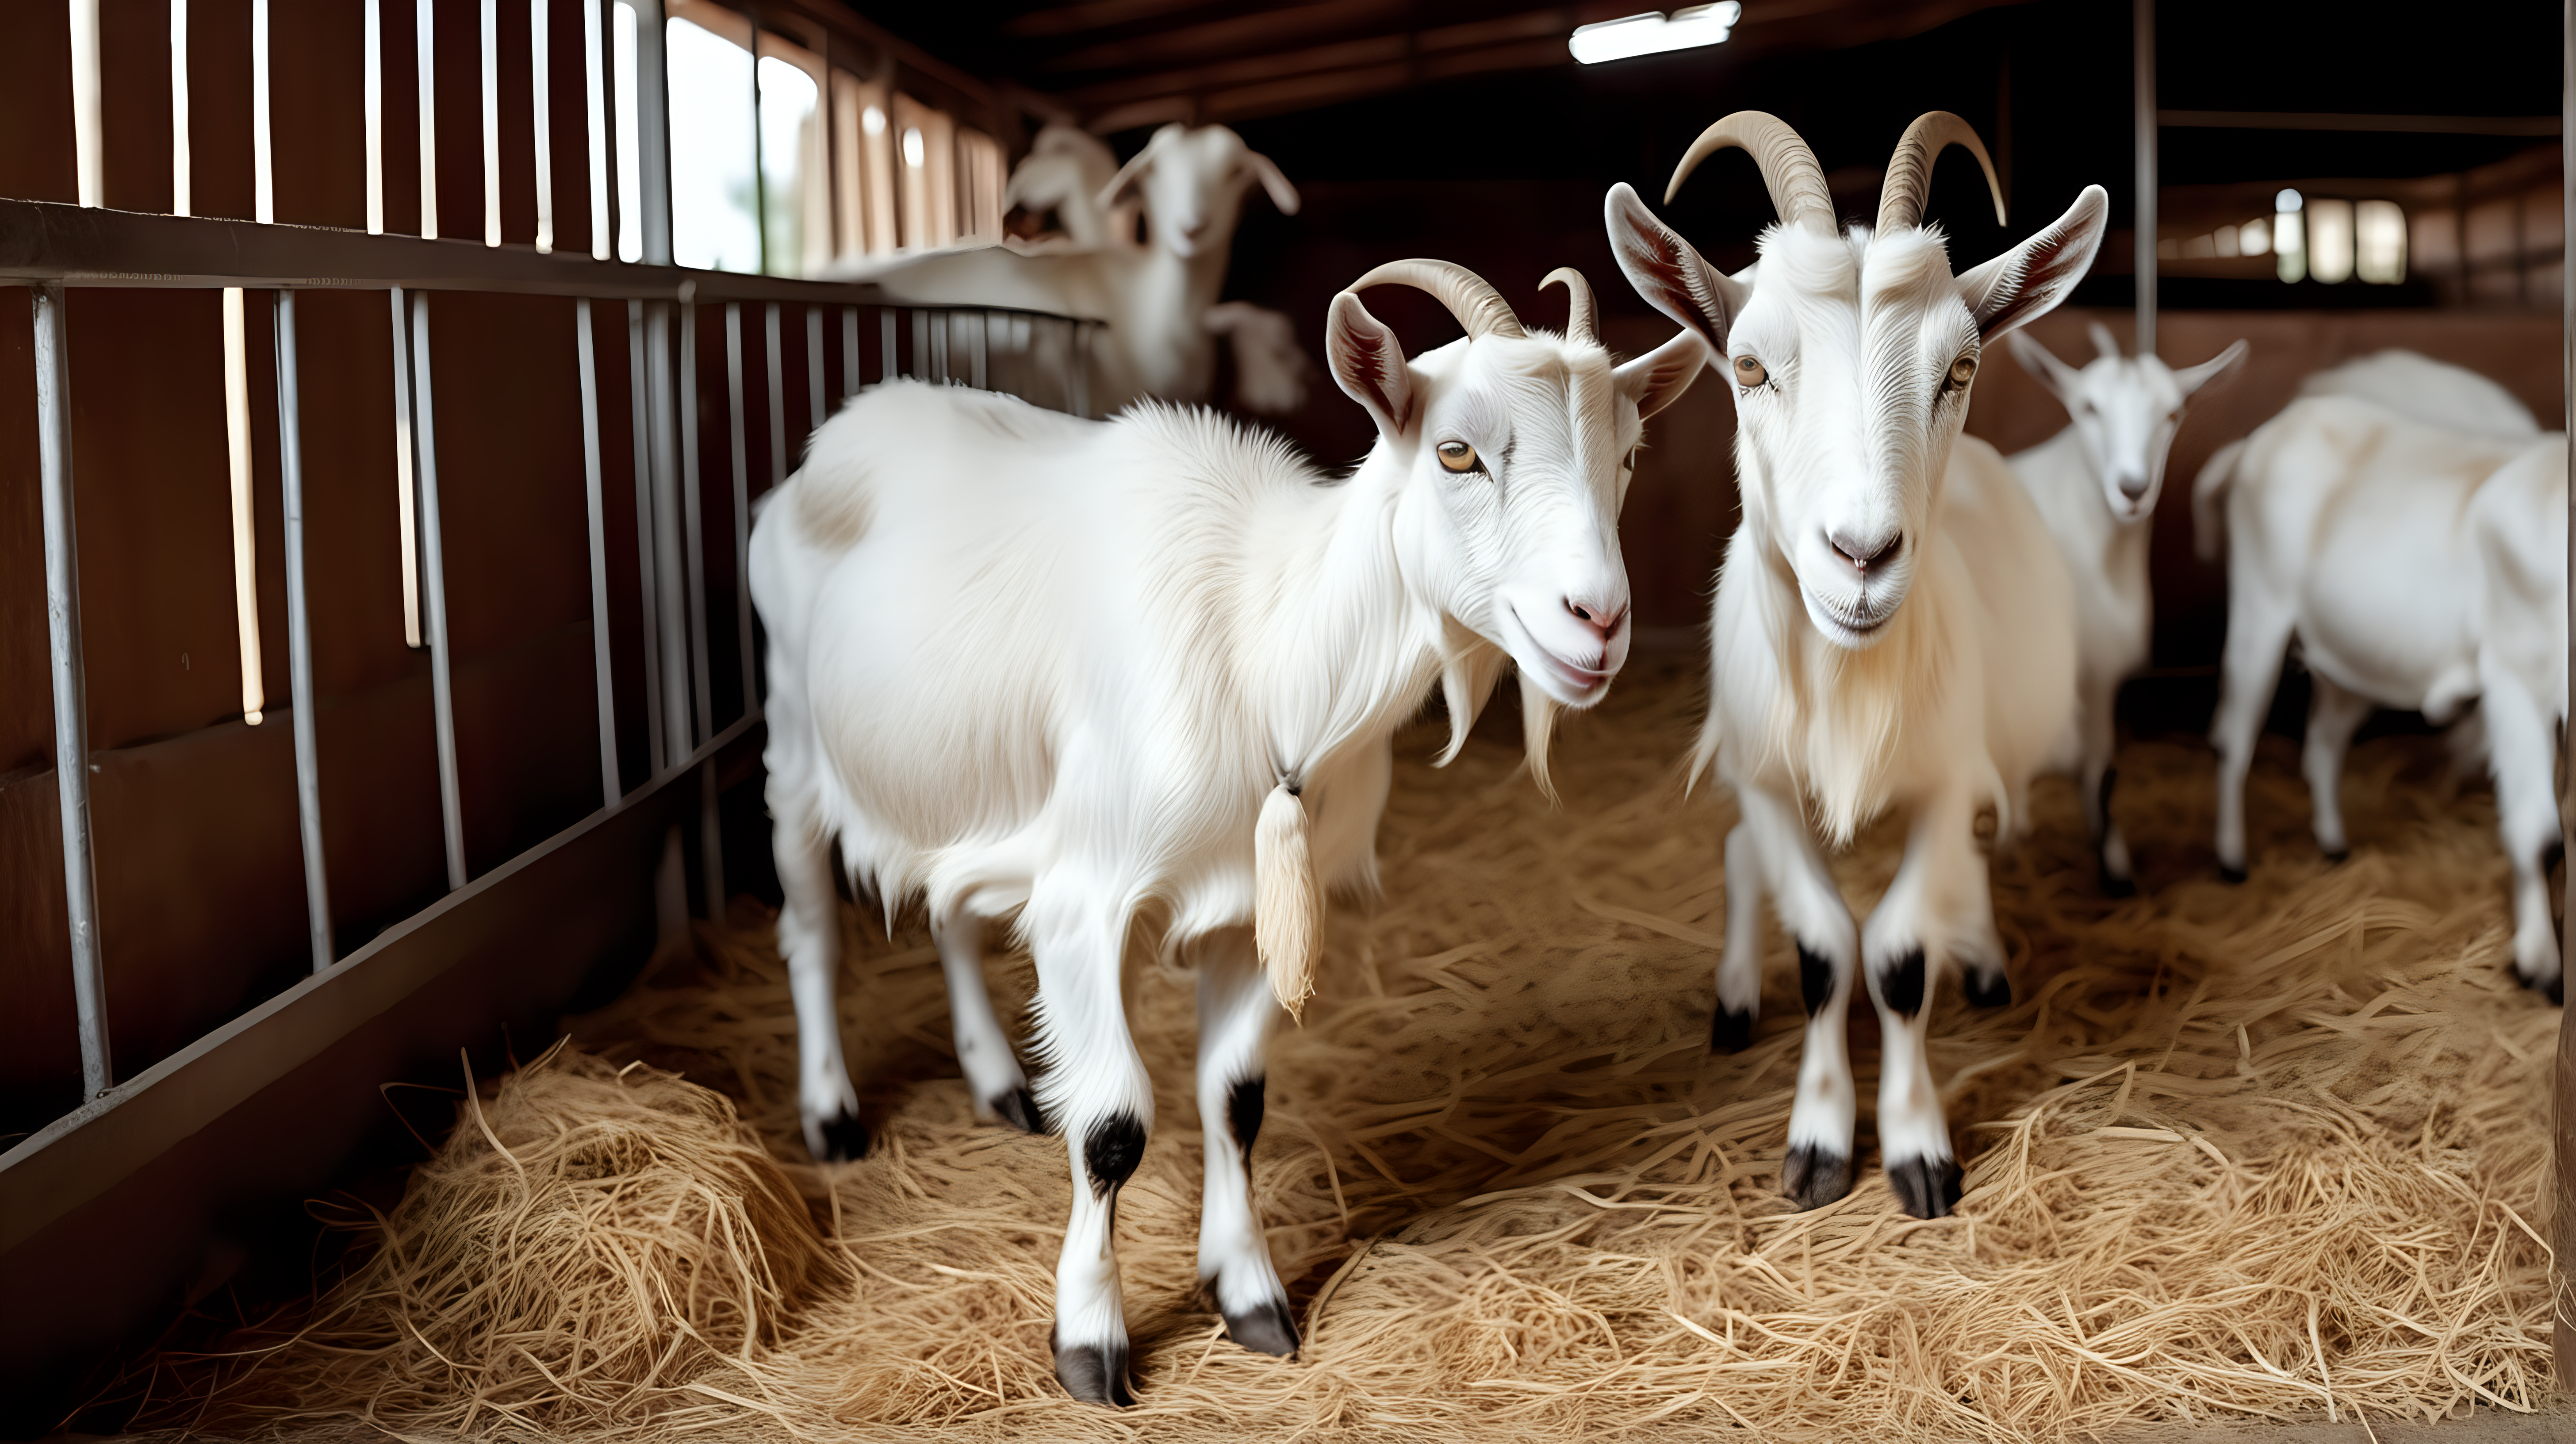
top-left (143, 657), bottom-right (2564, 1441)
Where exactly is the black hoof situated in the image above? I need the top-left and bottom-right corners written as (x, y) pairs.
top-left (1781, 1142), bottom-right (1853, 1211)
top-left (2096, 865), bottom-right (2136, 899)
top-left (1222, 1292), bottom-right (1301, 1357)
top-left (2218, 864), bottom-right (2248, 885)
top-left (1709, 1002), bottom-right (1757, 1053)
top-left (992, 1085), bottom-right (1049, 1136)
top-left (2321, 849), bottom-right (2350, 865)
top-left (1053, 1338), bottom-right (1134, 1407)
top-left (814, 1110), bottom-right (870, 1162)
top-left (2529, 970), bottom-right (2566, 1006)
top-left (1886, 1155), bottom-right (1963, 1219)
top-left (1962, 968), bottom-right (2012, 1009)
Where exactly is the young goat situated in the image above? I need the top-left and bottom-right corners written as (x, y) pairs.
top-left (2192, 395), bottom-right (2531, 895)
top-left (837, 123), bottom-right (1300, 412)
top-left (2004, 324), bottom-right (2246, 893)
top-left (751, 261), bottom-right (1705, 1404)
top-left (1608, 111), bottom-right (2102, 1218)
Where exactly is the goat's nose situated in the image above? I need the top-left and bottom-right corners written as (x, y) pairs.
top-left (1828, 530), bottom-right (1902, 574)
top-left (1564, 596), bottom-right (1627, 645)
top-left (2117, 475), bottom-right (2152, 501)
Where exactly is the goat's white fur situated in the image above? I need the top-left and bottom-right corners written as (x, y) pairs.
top-left (1205, 300), bottom-right (1316, 415)
top-left (2004, 323), bottom-right (2246, 891)
top-left (1609, 111), bottom-right (2103, 1220)
top-left (751, 266), bottom-right (1705, 1402)
top-left (2467, 438), bottom-right (2568, 998)
top-left (836, 123), bottom-right (1301, 413)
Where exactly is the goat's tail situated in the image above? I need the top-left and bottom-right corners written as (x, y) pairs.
top-left (1256, 780), bottom-right (1323, 1020)
top-left (2191, 437), bottom-right (2248, 564)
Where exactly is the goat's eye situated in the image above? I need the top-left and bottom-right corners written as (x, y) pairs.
top-left (1945, 355), bottom-right (1977, 391)
top-left (1436, 440), bottom-right (1480, 473)
top-left (1733, 355), bottom-right (1767, 388)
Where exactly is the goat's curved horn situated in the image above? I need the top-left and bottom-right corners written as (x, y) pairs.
top-left (1666, 111), bottom-right (1833, 231)
top-left (1875, 111), bottom-right (2007, 234)
top-left (1349, 258), bottom-right (1526, 340)
top-left (1539, 267), bottom-right (1598, 346)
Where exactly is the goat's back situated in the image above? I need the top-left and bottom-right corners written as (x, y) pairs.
top-left (2298, 349), bottom-right (2539, 442)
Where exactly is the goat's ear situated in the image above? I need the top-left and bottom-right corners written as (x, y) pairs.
top-left (1604, 182), bottom-right (1744, 360)
top-left (1956, 184), bottom-right (2107, 342)
top-left (2086, 320), bottom-right (2121, 360)
top-left (1327, 291), bottom-right (1415, 436)
top-left (1242, 151), bottom-right (1302, 215)
top-left (2004, 330), bottom-right (2083, 408)
top-left (1614, 329), bottom-right (1710, 422)
top-left (1096, 124), bottom-right (1180, 212)
top-left (2173, 338), bottom-right (2250, 398)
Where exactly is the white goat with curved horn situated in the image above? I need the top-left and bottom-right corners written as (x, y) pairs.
top-left (1608, 111), bottom-right (2102, 1219)
top-left (751, 259), bottom-right (1705, 1405)
top-left (2005, 323), bottom-right (2247, 893)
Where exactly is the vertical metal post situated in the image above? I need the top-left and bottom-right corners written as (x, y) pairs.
top-left (2133, 0), bottom-right (2156, 359)
top-left (630, 0), bottom-right (673, 266)
top-left (584, 0), bottom-right (610, 260)
top-left (971, 311), bottom-right (989, 391)
top-left (930, 311), bottom-right (948, 381)
top-left (765, 302), bottom-right (787, 483)
top-left (479, 0), bottom-right (502, 246)
top-left (70, 0), bottom-right (102, 207)
top-left (882, 307), bottom-right (897, 384)
top-left (2554, 0), bottom-right (2576, 1383)
top-left (389, 289), bottom-right (422, 647)
top-left (625, 300), bottom-right (667, 772)
top-left (252, 0), bottom-right (273, 222)
top-left (418, 0), bottom-right (438, 240)
top-left (34, 284), bottom-right (110, 1098)
top-left (678, 303), bottom-right (714, 741)
top-left (913, 308), bottom-right (930, 381)
top-left (174, 0), bottom-right (195, 218)
top-left (363, 0), bottom-right (381, 233)
top-left (531, 0), bottom-right (554, 254)
top-left (736, 314), bottom-right (762, 721)
top-left (272, 291), bottom-right (333, 973)
top-left (646, 300), bottom-right (691, 757)
top-left (724, 306), bottom-right (752, 709)
top-left (576, 298), bottom-right (620, 810)
top-left (842, 305), bottom-right (860, 397)
top-left (806, 304), bottom-right (826, 431)
top-left (411, 293), bottom-right (468, 890)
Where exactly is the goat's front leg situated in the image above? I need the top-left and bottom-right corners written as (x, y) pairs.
top-left (1711, 822), bottom-right (1768, 1051)
top-left (769, 737), bottom-right (867, 1162)
top-left (2301, 672), bottom-right (2373, 862)
top-left (1190, 927), bottom-right (1297, 1355)
top-left (932, 909), bottom-right (1046, 1133)
top-left (2480, 660), bottom-right (2566, 1001)
top-left (1028, 890), bottom-right (1154, 1406)
top-left (1859, 787), bottom-right (1984, 1219)
top-left (2078, 671), bottom-right (2135, 898)
top-left (1737, 785), bottom-right (1862, 1210)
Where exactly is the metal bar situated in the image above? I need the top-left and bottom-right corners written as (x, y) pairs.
top-left (2134, 0), bottom-right (2155, 359)
top-left (222, 288), bottom-right (266, 724)
top-left (913, 308), bottom-right (929, 381)
top-left (2557, 0), bottom-right (2576, 1379)
top-left (70, 0), bottom-right (101, 207)
top-left (678, 303), bottom-right (715, 742)
top-left (418, 0), bottom-right (438, 240)
top-left (174, 0), bottom-right (194, 218)
top-left (930, 310), bottom-right (948, 381)
top-left (842, 304), bottom-right (859, 398)
top-left (576, 298), bottom-right (619, 810)
top-left (625, 300), bottom-right (666, 773)
top-left (532, 0), bottom-right (554, 254)
top-left (363, 0), bottom-right (380, 232)
top-left (2157, 109), bottom-right (2564, 136)
top-left (806, 303), bottom-right (825, 430)
top-left (252, 0), bottom-right (274, 223)
top-left (34, 284), bottom-right (109, 1098)
top-left (411, 292), bottom-right (468, 889)
top-left (733, 311), bottom-right (760, 722)
top-left (480, 0), bottom-right (502, 246)
top-left (882, 306), bottom-right (897, 382)
top-left (645, 302), bottom-right (691, 758)
top-left (389, 289), bottom-right (422, 648)
top-left (271, 290), bottom-right (333, 974)
top-left (631, 0), bottom-right (674, 265)
top-left (766, 302), bottom-right (786, 483)
top-left (583, 0), bottom-right (610, 260)
top-left (971, 309), bottom-right (988, 390)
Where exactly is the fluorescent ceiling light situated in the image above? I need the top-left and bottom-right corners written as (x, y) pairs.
top-left (1570, 4), bottom-right (1740, 65)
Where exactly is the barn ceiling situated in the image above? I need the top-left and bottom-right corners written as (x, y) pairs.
top-left (859, 0), bottom-right (2045, 133)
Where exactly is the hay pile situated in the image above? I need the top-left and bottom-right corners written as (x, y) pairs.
top-left (161, 658), bottom-right (2558, 1441)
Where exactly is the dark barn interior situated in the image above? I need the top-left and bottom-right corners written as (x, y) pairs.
top-left (2, 0), bottom-right (2572, 1434)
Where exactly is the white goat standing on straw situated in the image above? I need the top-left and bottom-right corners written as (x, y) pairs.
top-left (2194, 353), bottom-right (2562, 1000)
top-left (1608, 111), bottom-right (2103, 1218)
top-left (750, 261), bottom-right (1705, 1404)
top-left (2004, 323), bottom-right (2246, 894)
top-left (841, 123), bottom-right (1302, 414)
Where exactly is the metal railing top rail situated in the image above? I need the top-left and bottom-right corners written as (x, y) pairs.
top-left (0, 200), bottom-right (1106, 320)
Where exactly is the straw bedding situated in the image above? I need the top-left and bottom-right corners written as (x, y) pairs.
top-left (154, 657), bottom-right (2558, 1440)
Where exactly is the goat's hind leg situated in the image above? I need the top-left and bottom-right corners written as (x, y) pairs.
top-left (2211, 588), bottom-right (2295, 883)
top-left (933, 909), bottom-right (1046, 1133)
top-left (1738, 787), bottom-right (1861, 1210)
top-left (2079, 676), bottom-right (2136, 899)
top-left (2302, 673), bottom-right (2373, 863)
top-left (1711, 822), bottom-right (1767, 1051)
top-left (771, 756), bottom-right (866, 1161)
top-left (2482, 664), bottom-right (2565, 1001)
top-left (1192, 928), bottom-right (1296, 1356)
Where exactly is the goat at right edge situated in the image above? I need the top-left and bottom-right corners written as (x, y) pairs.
top-left (1607, 111), bottom-right (2104, 1217)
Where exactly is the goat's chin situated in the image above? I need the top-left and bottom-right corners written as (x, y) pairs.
top-left (1496, 606), bottom-right (1618, 707)
top-left (1797, 584), bottom-right (1901, 652)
